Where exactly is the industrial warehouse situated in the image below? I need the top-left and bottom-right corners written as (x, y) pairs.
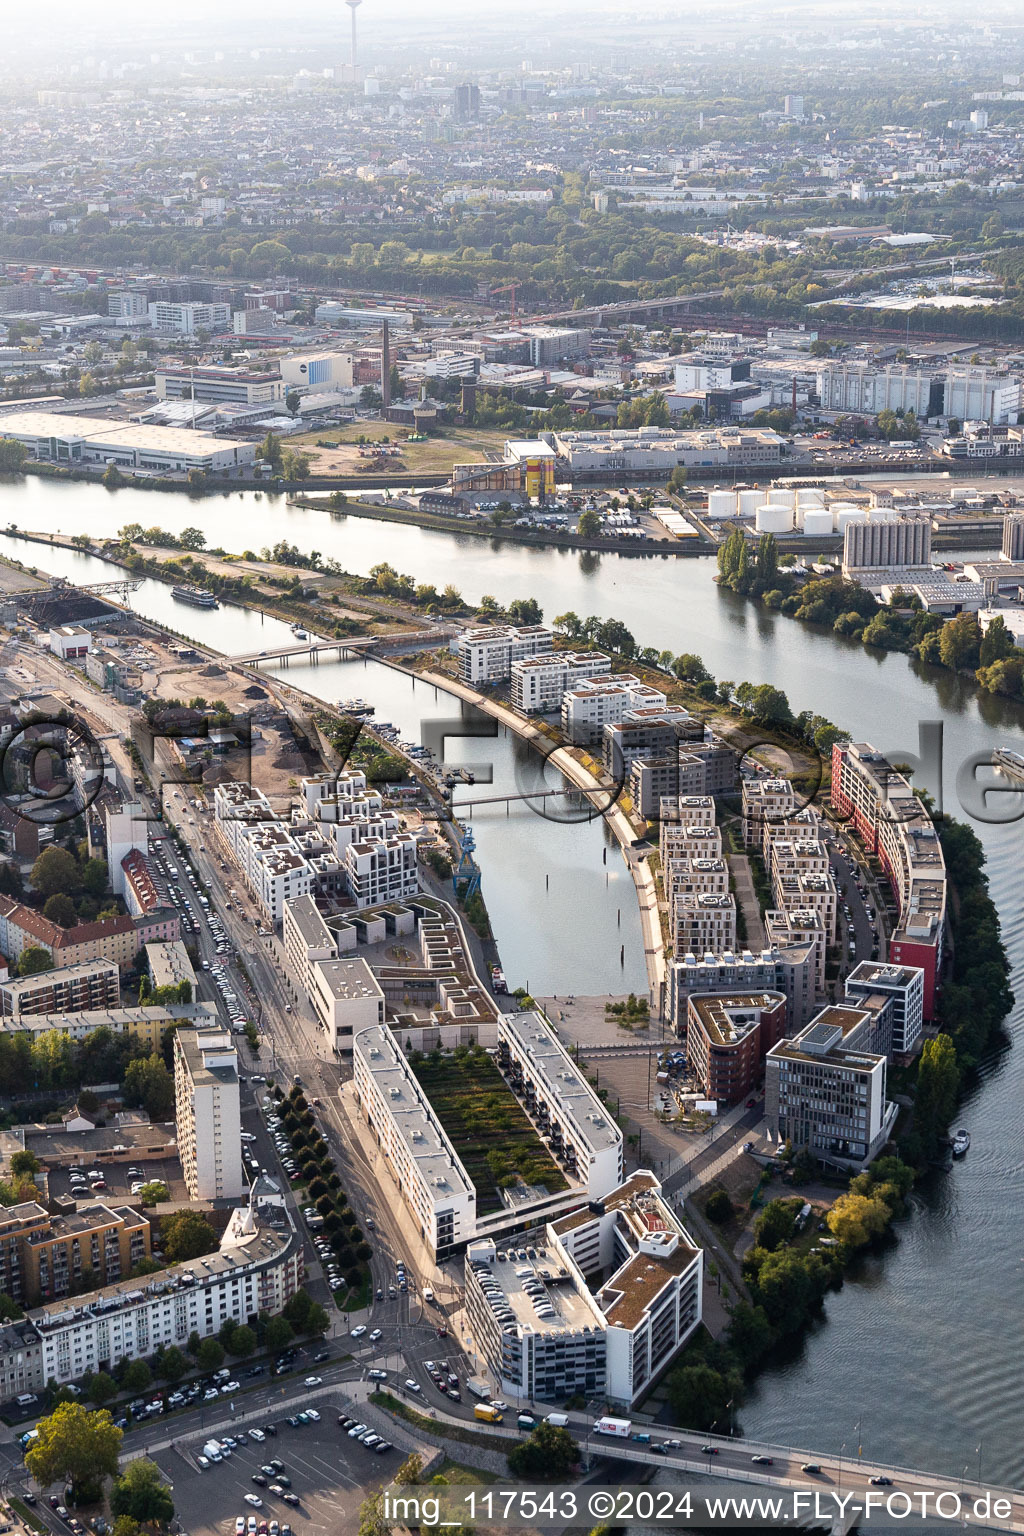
top-left (0, 411), bottom-right (256, 474)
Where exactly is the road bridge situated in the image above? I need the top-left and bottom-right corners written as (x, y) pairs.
top-left (228, 635), bottom-right (377, 666)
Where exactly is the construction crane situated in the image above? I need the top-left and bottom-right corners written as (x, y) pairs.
top-left (490, 283), bottom-right (520, 324)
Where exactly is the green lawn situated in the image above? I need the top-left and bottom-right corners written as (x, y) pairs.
top-left (409, 1045), bottom-right (568, 1215)
top-left (291, 422), bottom-right (510, 475)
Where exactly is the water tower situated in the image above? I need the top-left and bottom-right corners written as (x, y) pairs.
top-left (345, 0), bottom-right (362, 70)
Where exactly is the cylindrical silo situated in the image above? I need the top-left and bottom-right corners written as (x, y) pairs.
top-left (802, 508), bottom-right (834, 538)
top-left (737, 489), bottom-right (763, 517)
top-left (755, 503), bottom-right (793, 534)
top-left (768, 488), bottom-right (795, 508)
top-left (707, 489), bottom-right (736, 519)
top-left (835, 508), bottom-right (866, 535)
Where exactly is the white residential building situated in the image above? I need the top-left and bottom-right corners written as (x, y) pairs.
top-left (562, 676), bottom-right (670, 744)
top-left (457, 625), bottom-right (554, 685)
top-left (343, 833), bottom-right (419, 909)
top-left (283, 894), bottom-right (337, 996)
top-left (173, 1026), bottom-right (244, 1202)
top-left (147, 300), bottom-right (232, 334)
top-left (510, 651), bottom-right (610, 714)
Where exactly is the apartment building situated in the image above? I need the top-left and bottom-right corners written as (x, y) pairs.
top-left (352, 1023), bottom-right (477, 1258)
top-left (685, 991), bottom-right (787, 1102)
top-left (665, 856), bottom-right (729, 901)
top-left (343, 833), bottom-right (419, 909)
top-left (466, 1171), bottom-right (702, 1410)
top-left (22, 1203), bottom-right (151, 1308)
top-left (0, 899), bottom-right (145, 972)
top-left (249, 844), bottom-right (312, 926)
top-left (831, 741), bottom-right (946, 1017)
top-left (0, 1003), bottom-right (214, 1054)
top-left (765, 1006), bottom-right (897, 1168)
top-left (561, 675), bottom-right (669, 744)
top-left (742, 777), bottom-right (800, 847)
top-left (309, 956), bottom-right (385, 1053)
top-left (173, 1027), bottom-right (244, 1202)
top-left (845, 960), bottom-right (925, 1057)
top-left (282, 894), bottom-right (337, 997)
top-left (766, 906), bottom-right (827, 997)
top-left (0, 959), bottom-right (120, 1019)
top-left (0, 1318), bottom-right (43, 1401)
top-left (144, 940), bottom-right (197, 995)
top-left (0, 1203), bottom-right (52, 1305)
top-left (602, 710), bottom-right (701, 780)
top-left (671, 892), bottom-right (737, 956)
top-left (27, 1201), bottom-right (303, 1391)
top-left (630, 755), bottom-right (708, 818)
top-left (510, 651), bottom-right (610, 714)
top-left (497, 1012), bottom-right (623, 1198)
top-left (456, 624), bottom-right (554, 685)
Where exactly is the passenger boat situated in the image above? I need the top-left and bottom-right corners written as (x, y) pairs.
top-left (171, 584), bottom-right (218, 609)
top-left (339, 698), bottom-right (375, 716)
top-left (993, 747), bottom-right (1024, 783)
top-left (951, 1129), bottom-right (970, 1156)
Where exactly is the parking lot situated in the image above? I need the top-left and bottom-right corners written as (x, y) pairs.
top-left (46, 1156), bottom-right (188, 1204)
top-left (153, 1414), bottom-right (389, 1536)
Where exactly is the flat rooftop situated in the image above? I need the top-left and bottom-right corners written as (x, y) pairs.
top-left (500, 1012), bottom-right (620, 1158)
top-left (688, 992), bottom-right (785, 1047)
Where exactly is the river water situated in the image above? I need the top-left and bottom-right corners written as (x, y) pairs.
top-left (5, 475), bottom-right (1024, 1482)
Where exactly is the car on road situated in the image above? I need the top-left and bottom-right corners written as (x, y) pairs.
top-left (870, 1477), bottom-right (893, 1487)
top-left (303, 1375), bottom-right (323, 1386)
top-left (701, 1446), bottom-right (719, 1456)
top-left (368, 1368), bottom-right (388, 1381)
top-left (751, 1455), bottom-right (774, 1465)
top-left (369, 1328), bottom-right (382, 1342)
top-left (405, 1379), bottom-right (422, 1393)
top-left (350, 1326), bottom-right (366, 1339)
top-left (801, 1464), bottom-right (822, 1475)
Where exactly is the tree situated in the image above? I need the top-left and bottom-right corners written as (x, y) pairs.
top-left (0, 437), bottom-right (29, 473)
top-left (161, 1210), bottom-right (218, 1262)
top-left (826, 1191), bottom-right (891, 1249)
top-left (552, 611), bottom-right (583, 639)
top-left (507, 1422), bottom-right (578, 1478)
top-left (281, 449), bottom-right (311, 482)
top-left (705, 1189), bottom-right (733, 1224)
top-left (668, 466), bottom-right (689, 491)
top-left (42, 893), bottom-right (76, 928)
top-left (102, 462), bottom-right (125, 489)
top-left (197, 1338), bottom-right (225, 1372)
top-left (506, 597), bottom-right (543, 626)
top-left (915, 1032), bottom-right (960, 1157)
top-left (123, 1055), bottom-right (175, 1120)
top-left (979, 615), bottom-right (1015, 668)
top-left (87, 1371), bottom-right (117, 1407)
top-left (31, 846), bottom-right (80, 898)
top-left (112, 1520), bottom-right (141, 1536)
top-left (179, 526), bottom-right (207, 551)
top-left (665, 1362), bottom-right (738, 1431)
top-left (285, 390), bottom-right (301, 417)
top-left (10, 1150), bottom-right (39, 1180)
top-left (754, 1199), bottom-right (798, 1251)
top-left (122, 1360), bottom-right (151, 1393)
top-left (138, 1181), bottom-right (169, 1206)
top-left (227, 1324), bottom-right (256, 1357)
top-left (673, 652), bottom-right (711, 684)
top-left (158, 1346), bottom-right (187, 1383)
top-left (18, 946), bottom-right (53, 977)
top-left (263, 1314), bottom-right (294, 1352)
top-left (939, 612), bottom-right (982, 673)
top-left (25, 1403), bottom-right (122, 1503)
top-left (110, 1459), bottom-right (174, 1527)
top-left (576, 507), bottom-right (601, 537)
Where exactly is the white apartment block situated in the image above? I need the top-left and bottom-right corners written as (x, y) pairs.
top-left (310, 956), bottom-right (385, 1053)
top-left (561, 675), bottom-right (669, 744)
top-left (353, 1023), bottom-right (477, 1257)
top-left (511, 651), bottom-right (610, 714)
top-left (27, 1202), bottom-right (303, 1391)
top-left (466, 1171), bottom-right (702, 1410)
top-left (456, 624), bottom-right (554, 685)
top-left (147, 300), bottom-right (232, 334)
top-left (765, 1006), bottom-right (897, 1167)
top-left (249, 842), bottom-right (312, 926)
top-left (343, 833), bottom-right (419, 909)
top-left (173, 1026), bottom-right (244, 1202)
top-left (282, 894), bottom-right (337, 997)
top-left (497, 1012), bottom-right (623, 1198)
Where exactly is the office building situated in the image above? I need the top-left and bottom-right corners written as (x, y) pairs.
top-left (831, 741), bottom-right (946, 1017)
top-left (843, 515), bottom-right (932, 577)
top-left (551, 427), bottom-right (784, 473)
top-left (147, 300), bottom-right (231, 334)
top-left (173, 1027), bottom-right (244, 1202)
top-left (466, 1170), bottom-right (702, 1410)
top-left (765, 1006), bottom-right (898, 1168)
top-left (155, 365), bottom-right (283, 407)
top-left (0, 960), bottom-right (120, 1019)
top-left (457, 624), bottom-right (554, 685)
top-left (107, 291), bottom-right (149, 322)
top-left (309, 956), bottom-right (385, 1052)
top-left (685, 991), bottom-right (787, 1102)
top-left (844, 960), bottom-right (925, 1057)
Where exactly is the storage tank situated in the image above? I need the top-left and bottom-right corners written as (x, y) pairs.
top-left (707, 490), bottom-right (736, 520)
top-left (835, 508), bottom-right (866, 535)
top-left (755, 503), bottom-right (793, 534)
top-left (797, 487), bottom-right (826, 509)
top-left (768, 488), bottom-right (796, 508)
top-left (802, 508), bottom-right (835, 538)
top-left (737, 489), bottom-right (763, 517)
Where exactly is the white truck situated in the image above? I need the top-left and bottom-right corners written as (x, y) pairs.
top-left (545, 1412), bottom-right (570, 1428)
top-left (467, 1376), bottom-right (493, 1400)
top-left (593, 1416), bottom-right (631, 1439)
